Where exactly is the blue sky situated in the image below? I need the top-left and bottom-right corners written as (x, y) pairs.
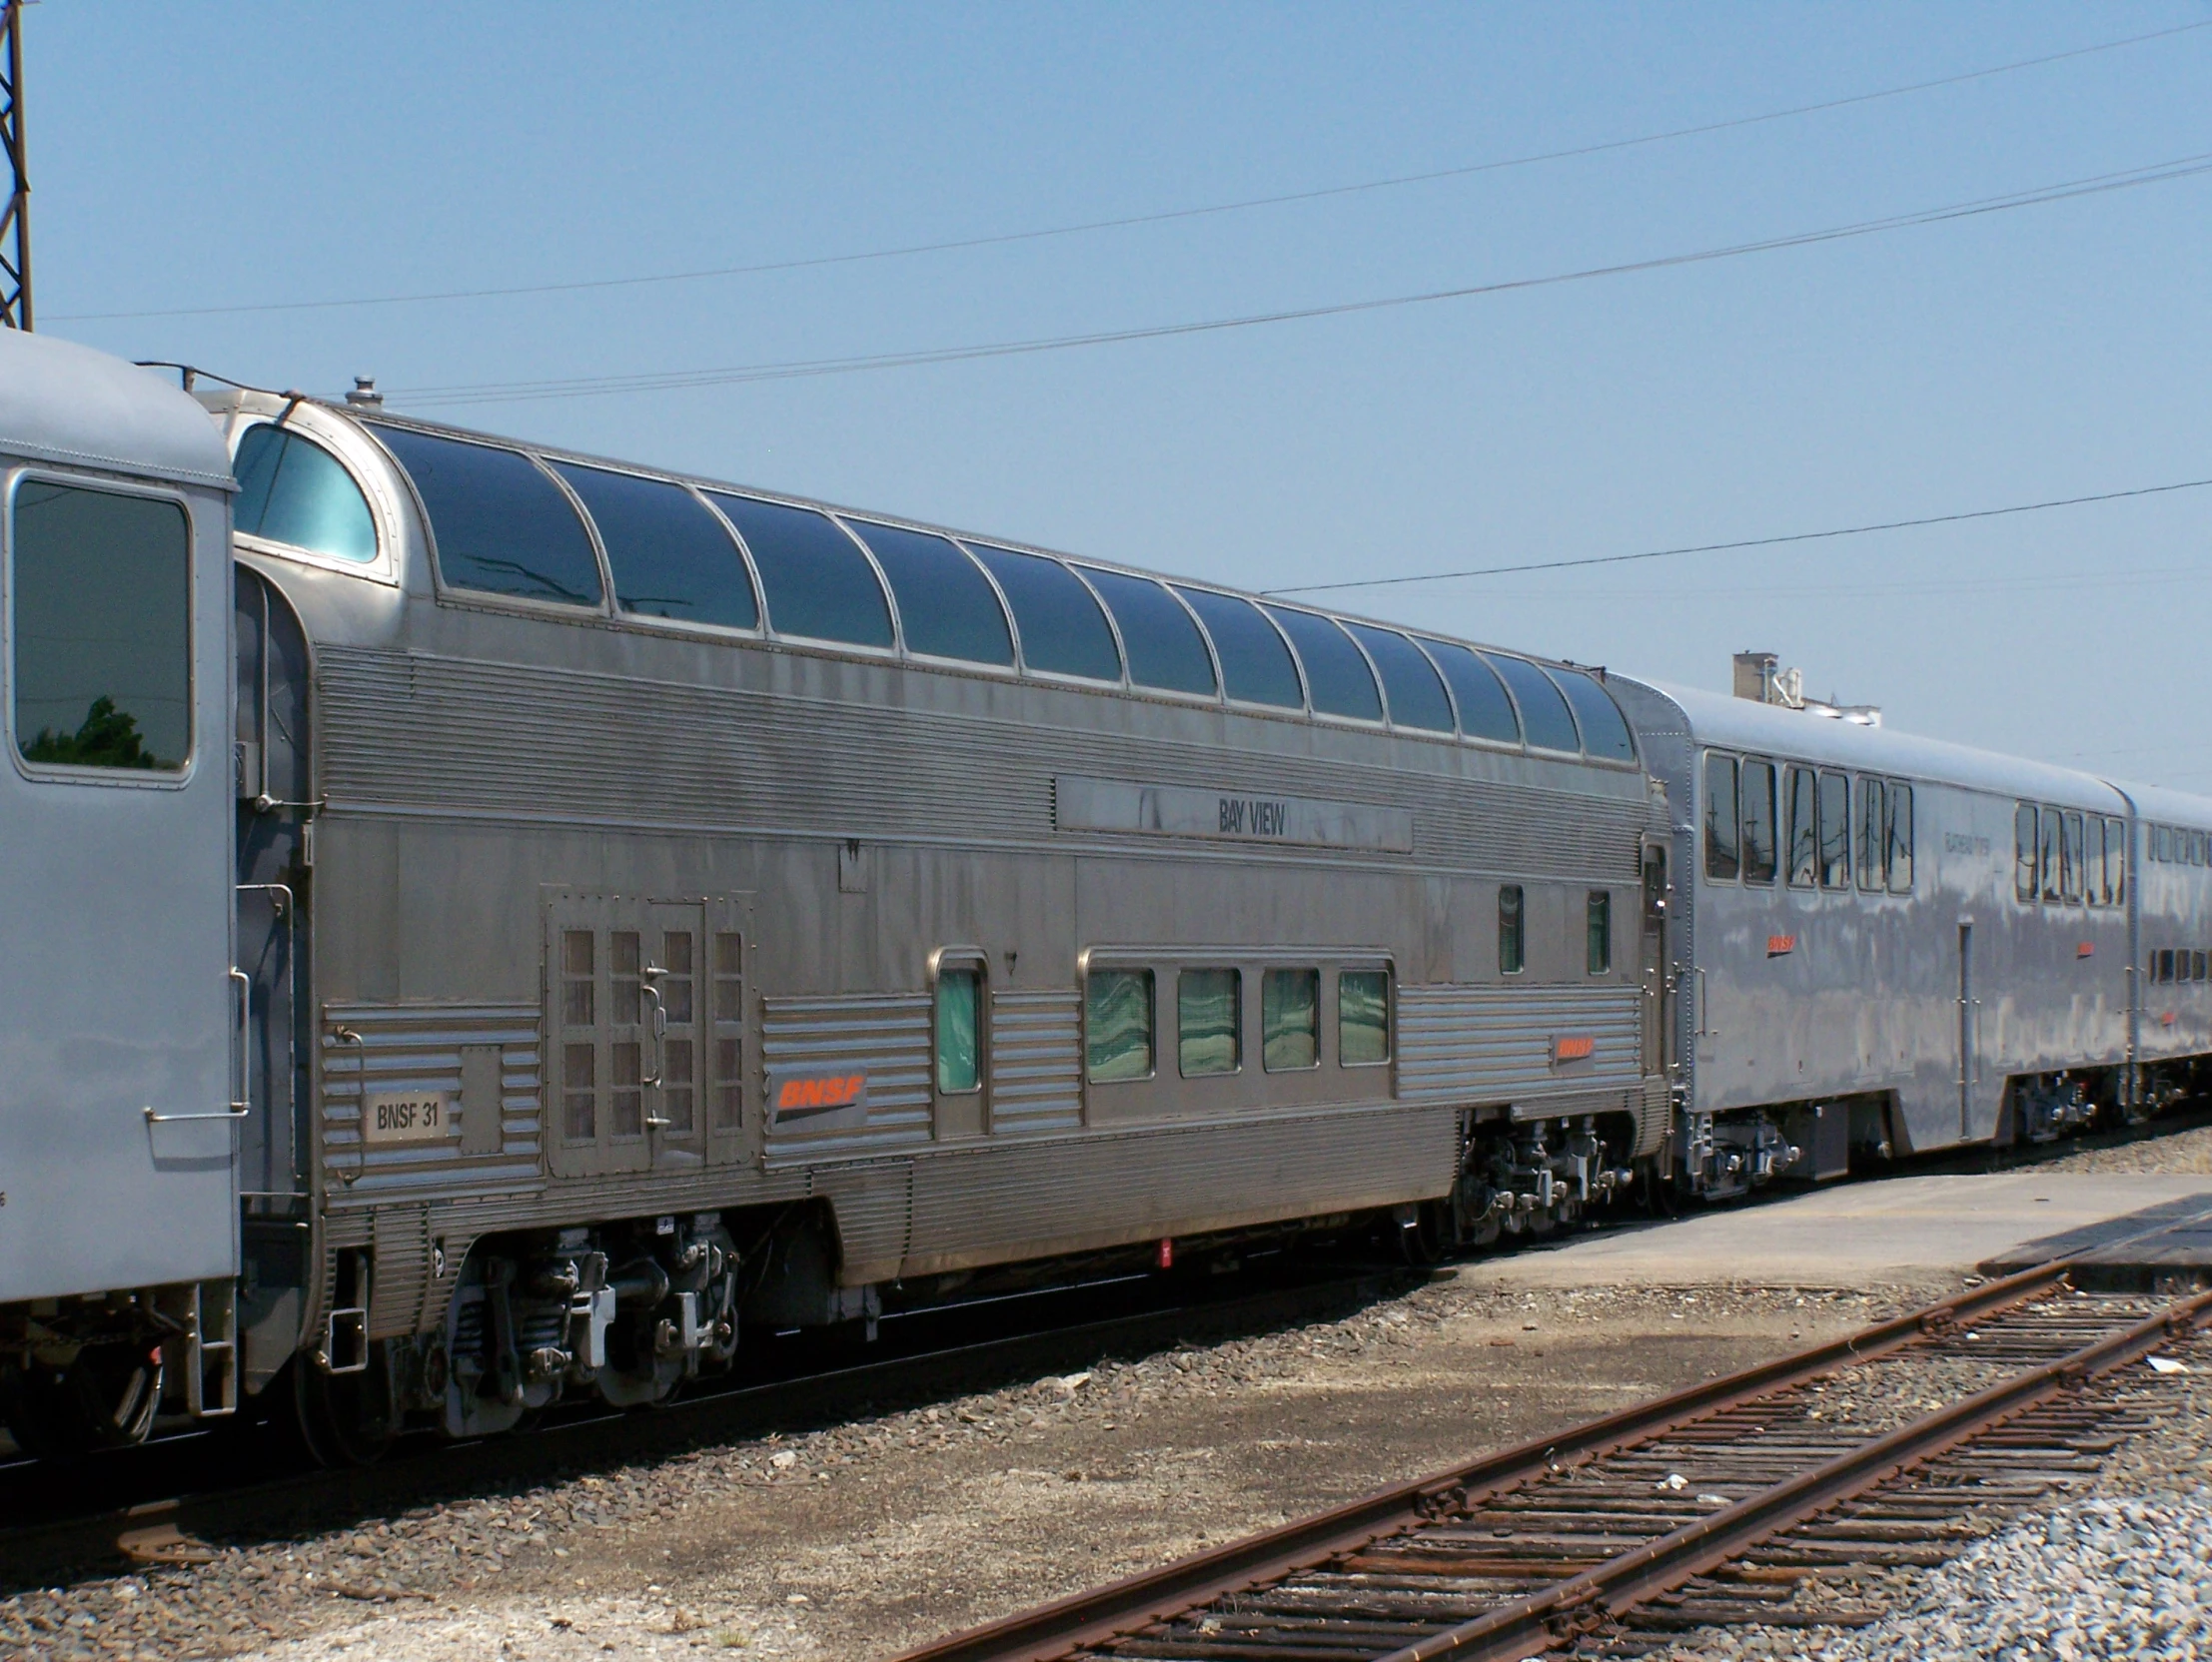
top-left (33, 4), bottom-right (2212, 781)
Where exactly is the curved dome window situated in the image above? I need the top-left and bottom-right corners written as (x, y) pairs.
top-left (1261, 606), bottom-right (1382, 721)
top-left (1486, 653), bottom-right (1582, 752)
top-left (848, 521), bottom-right (1012, 665)
top-left (1344, 622), bottom-right (1453, 732)
top-left (554, 463), bottom-right (757, 630)
top-left (1173, 587), bottom-right (1303, 709)
top-left (708, 493), bottom-right (892, 648)
top-left (233, 424), bottom-right (377, 563)
top-left (371, 424), bottom-right (602, 606)
top-left (1548, 667), bottom-right (1636, 762)
top-left (968, 545), bottom-right (1121, 682)
top-left (1416, 640), bottom-right (1521, 745)
top-left (1081, 568), bottom-right (1215, 696)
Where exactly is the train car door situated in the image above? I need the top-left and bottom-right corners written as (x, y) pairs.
top-left (1957, 920), bottom-right (1976, 1141)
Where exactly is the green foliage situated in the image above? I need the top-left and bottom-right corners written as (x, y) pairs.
top-left (24, 696), bottom-right (160, 769)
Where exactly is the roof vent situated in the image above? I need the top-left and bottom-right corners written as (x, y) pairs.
top-left (343, 376), bottom-right (384, 408)
top-left (1731, 650), bottom-right (1879, 726)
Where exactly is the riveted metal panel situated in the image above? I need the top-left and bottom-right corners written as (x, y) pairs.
top-left (988, 990), bottom-right (1083, 1137)
top-left (319, 1004), bottom-right (544, 1201)
top-left (1397, 984), bottom-right (1644, 1105)
top-left (760, 995), bottom-right (931, 1166)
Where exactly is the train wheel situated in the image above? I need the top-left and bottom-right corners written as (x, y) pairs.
top-left (0, 1341), bottom-right (165, 1461)
top-left (1394, 1202), bottom-right (1451, 1266)
top-left (288, 1343), bottom-right (398, 1468)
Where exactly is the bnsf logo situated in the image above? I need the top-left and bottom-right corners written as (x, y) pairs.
top-left (1553, 1036), bottom-right (1596, 1063)
top-left (776, 1074), bottom-right (865, 1114)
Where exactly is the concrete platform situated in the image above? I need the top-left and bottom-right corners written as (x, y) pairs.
top-left (1980, 1191), bottom-right (2212, 1291)
top-left (1471, 1174), bottom-right (2212, 1289)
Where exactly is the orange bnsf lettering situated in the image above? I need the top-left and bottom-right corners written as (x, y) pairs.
top-left (777, 1081), bottom-right (803, 1110)
top-left (1554, 1036), bottom-right (1596, 1062)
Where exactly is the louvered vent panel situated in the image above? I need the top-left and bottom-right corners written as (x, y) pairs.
top-left (761, 994), bottom-right (931, 1164)
top-left (989, 990), bottom-right (1084, 1137)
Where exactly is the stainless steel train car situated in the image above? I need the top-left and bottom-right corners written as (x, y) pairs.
top-left (3, 343), bottom-right (1675, 1460)
top-left (1608, 677), bottom-right (2212, 1194)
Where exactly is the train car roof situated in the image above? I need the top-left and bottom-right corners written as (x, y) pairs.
top-left (0, 331), bottom-right (235, 490)
top-left (2098, 778), bottom-right (2212, 830)
top-left (1623, 677), bottom-right (2130, 809)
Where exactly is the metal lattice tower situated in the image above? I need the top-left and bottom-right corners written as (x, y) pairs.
top-left (0, 0), bottom-right (27, 331)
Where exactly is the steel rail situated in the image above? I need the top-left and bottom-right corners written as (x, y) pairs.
top-left (1383, 1280), bottom-right (2212, 1660)
top-left (888, 1259), bottom-right (2075, 1662)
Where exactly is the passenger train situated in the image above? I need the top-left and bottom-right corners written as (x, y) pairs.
top-left (1, 328), bottom-right (2205, 1461)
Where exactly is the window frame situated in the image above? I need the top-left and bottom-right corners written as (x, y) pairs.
top-left (1586, 891), bottom-right (1613, 976)
top-left (557, 460), bottom-right (766, 640)
top-left (850, 517), bottom-right (1018, 673)
top-left (1336, 966), bottom-right (1394, 1068)
top-left (1260, 967), bottom-right (1323, 1074)
top-left (1786, 765), bottom-right (1818, 890)
top-left (230, 414), bottom-right (398, 583)
top-left (1175, 966), bottom-right (1244, 1079)
top-left (1172, 584), bottom-right (1310, 713)
top-left (1856, 775), bottom-right (1887, 892)
top-left (1702, 750), bottom-right (1740, 883)
top-left (928, 947), bottom-right (988, 1100)
top-left (1078, 564), bottom-right (1224, 704)
top-left (6, 467), bottom-right (200, 790)
top-left (1081, 962), bottom-right (1157, 1085)
top-left (1499, 883), bottom-right (1526, 975)
top-left (1260, 605), bottom-right (1388, 727)
top-left (703, 492), bottom-right (897, 655)
top-left (2015, 804), bottom-right (2039, 901)
top-left (1739, 757), bottom-right (1778, 885)
top-left (1885, 782), bottom-right (1914, 895)
top-left (1816, 770), bottom-right (1851, 891)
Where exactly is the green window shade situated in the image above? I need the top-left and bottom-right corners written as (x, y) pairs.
top-left (1261, 969), bottom-right (1320, 1072)
top-left (1177, 969), bottom-right (1241, 1077)
top-left (1085, 969), bottom-right (1154, 1083)
top-left (1339, 971), bottom-right (1391, 1066)
top-left (935, 969), bottom-right (981, 1094)
top-left (1499, 885), bottom-right (1525, 975)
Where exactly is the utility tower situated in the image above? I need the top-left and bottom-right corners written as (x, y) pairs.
top-left (0, 0), bottom-right (27, 331)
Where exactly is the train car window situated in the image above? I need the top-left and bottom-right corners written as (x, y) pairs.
top-left (972, 545), bottom-right (1120, 681)
top-left (852, 522), bottom-right (1011, 665)
top-left (553, 464), bottom-right (758, 629)
top-left (2156, 950), bottom-right (2173, 984)
top-left (1587, 891), bottom-right (1612, 975)
top-left (2015, 805), bottom-right (2038, 899)
top-left (1173, 587), bottom-right (1304, 708)
top-left (1740, 759), bottom-right (1777, 884)
top-left (1345, 622), bottom-right (1454, 732)
top-left (10, 480), bottom-right (192, 772)
top-left (2196, 951), bottom-right (2207, 983)
top-left (2085, 821), bottom-right (2105, 907)
top-left (1339, 970), bottom-right (1391, 1065)
top-left (1499, 885), bottom-right (1526, 974)
top-left (2153, 825), bottom-right (2171, 863)
top-left (1702, 753), bottom-right (1740, 881)
top-left (1177, 968), bottom-right (1241, 1077)
top-left (2108, 819), bottom-right (2128, 906)
top-left (2039, 807), bottom-right (2062, 902)
top-left (2197, 832), bottom-right (2208, 868)
top-left (1415, 639), bottom-right (1522, 744)
top-left (935, 968), bottom-right (982, 1094)
top-left (1484, 653), bottom-right (1582, 751)
top-left (1788, 767), bottom-right (1818, 888)
top-left (1817, 771), bottom-right (1850, 890)
top-left (1085, 969), bottom-right (1155, 1083)
top-left (232, 424), bottom-right (377, 563)
top-left (1262, 607), bottom-right (1383, 720)
top-left (1261, 969), bottom-right (1321, 1071)
top-left (1856, 777), bottom-right (1887, 892)
top-left (372, 425), bottom-right (603, 606)
top-left (1548, 668), bottom-right (1638, 761)
top-left (708, 493), bottom-right (892, 648)
top-left (1084, 569), bottom-right (1216, 694)
top-left (1887, 784), bottom-right (1914, 894)
top-left (2061, 811), bottom-right (2085, 902)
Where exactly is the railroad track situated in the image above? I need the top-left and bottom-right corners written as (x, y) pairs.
top-left (894, 1261), bottom-right (2211, 1662)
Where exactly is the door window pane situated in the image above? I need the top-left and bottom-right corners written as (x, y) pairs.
top-left (2016, 805), bottom-right (2039, 900)
top-left (555, 463), bottom-right (757, 629)
top-left (1416, 640), bottom-right (1522, 743)
top-left (1702, 753), bottom-right (1739, 881)
top-left (709, 493), bottom-right (892, 647)
top-left (2039, 806), bottom-right (2062, 902)
top-left (1339, 970), bottom-right (1391, 1065)
top-left (1177, 968), bottom-right (1241, 1077)
top-left (1485, 654), bottom-right (1581, 751)
top-left (1499, 885), bottom-right (1525, 974)
top-left (1857, 777), bottom-right (1887, 891)
top-left (1740, 759), bottom-right (1777, 884)
top-left (371, 424), bottom-right (602, 606)
top-left (232, 425), bottom-right (377, 562)
top-left (662, 1039), bottom-right (695, 1134)
top-left (1787, 766), bottom-right (1818, 889)
top-left (1343, 623), bottom-right (1453, 732)
top-left (12, 480), bottom-right (191, 770)
top-left (658, 929), bottom-right (694, 1023)
top-left (1084, 568), bottom-right (1216, 694)
top-left (1262, 607), bottom-right (1382, 720)
top-left (1547, 668), bottom-right (1637, 761)
top-left (2061, 811), bottom-right (2085, 903)
top-left (971, 545), bottom-right (1121, 680)
top-left (1085, 969), bottom-right (1154, 1083)
top-left (561, 930), bottom-right (594, 1028)
top-left (611, 1041), bottom-right (643, 1137)
top-left (853, 522), bottom-right (1012, 665)
top-left (1587, 892), bottom-right (1612, 974)
top-left (936, 968), bottom-right (981, 1094)
top-left (1261, 969), bottom-right (1320, 1071)
top-left (1818, 771), bottom-right (1850, 890)
top-left (561, 1042), bottom-right (596, 1143)
top-left (1174, 587), bottom-right (1303, 708)
top-left (1887, 785), bottom-right (1914, 894)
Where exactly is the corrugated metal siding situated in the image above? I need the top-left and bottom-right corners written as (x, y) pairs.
top-left (761, 994), bottom-right (931, 1165)
top-left (317, 648), bottom-right (1652, 879)
top-left (901, 1103), bottom-right (1457, 1274)
top-left (989, 990), bottom-right (1084, 1137)
top-left (1398, 984), bottom-right (1643, 1105)
top-left (320, 1003), bottom-right (545, 1200)
top-left (814, 1162), bottom-right (914, 1276)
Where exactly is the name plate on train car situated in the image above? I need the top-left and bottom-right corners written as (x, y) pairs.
top-left (362, 1090), bottom-right (458, 1146)
top-left (767, 1067), bottom-right (870, 1134)
top-left (1055, 776), bottom-right (1414, 853)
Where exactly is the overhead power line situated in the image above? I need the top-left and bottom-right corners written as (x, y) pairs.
top-left (391, 148), bottom-right (2212, 410)
top-left (49, 18), bottom-right (2211, 326)
top-left (1262, 476), bottom-right (2212, 596)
